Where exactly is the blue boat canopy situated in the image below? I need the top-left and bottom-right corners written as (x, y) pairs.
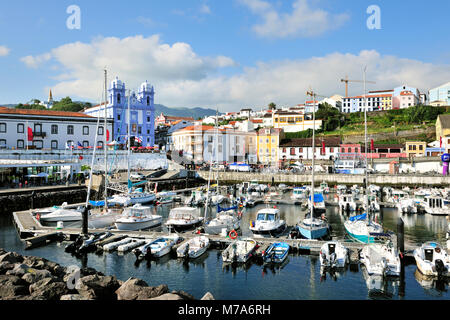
top-left (217, 204), bottom-right (238, 212)
top-left (349, 213), bottom-right (367, 222)
top-left (309, 193), bottom-right (324, 202)
top-left (89, 200), bottom-right (105, 207)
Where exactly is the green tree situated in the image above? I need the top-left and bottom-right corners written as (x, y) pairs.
top-left (315, 102), bottom-right (344, 132)
top-left (268, 102), bottom-right (276, 110)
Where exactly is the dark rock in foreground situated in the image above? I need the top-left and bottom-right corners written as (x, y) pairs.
top-left (0, 248), bottom-right (214, 300)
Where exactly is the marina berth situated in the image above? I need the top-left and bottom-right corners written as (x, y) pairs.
top-left (203, 205), bottom-right (240, 235)
top-left (413, 242), bottom-right (450, 277)
top-left (165, 207), bottom-right (203, 232)
top-left (176, 236), bottom-right (210, 259)
top-left (249, 207), bottom-right (286, 236)
top-left (319, 241), bottom-right (349, 268)
top-left (344, 213), bottom-right (389, 244)
top-left (359, 242), bottom-right (401, 277)
top-left (133, 234), bottom-right (180, 260)
top-left (114, 204), bottom-right (162, 231)
top-left (222, 238), bottom-right (258, 263)
top-left (262, 242), bottom-right (290, 265)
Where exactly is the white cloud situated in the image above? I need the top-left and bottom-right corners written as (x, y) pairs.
top-left (20, 36), bottom-right (450, 112)
top-left (21, 35), bottom-right (236, 101)
top-left (0, 45), bottom-right (10, 57)
top-left (200, 4), bottom-right (211, 15)
top-left (238, 0), bottom-right (350, 38)
top-left (20, 53), bottom-right (52, 68)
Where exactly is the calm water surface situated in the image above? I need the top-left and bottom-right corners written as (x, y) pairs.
top-left (0, 191), bottom-right (449, 300)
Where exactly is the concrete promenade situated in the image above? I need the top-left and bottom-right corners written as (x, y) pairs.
top-left (198, 171), bottom-right (450, 187)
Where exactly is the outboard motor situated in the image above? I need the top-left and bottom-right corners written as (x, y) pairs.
top-left (183, 243), bottom-right (190, 260)
top-left (65, 235), bottom-right (84, 253)
top-left (330, 252), bottom-right (337, 268)
top-left (346, 203), bottom-right (350, 213)
top-left (133, 248), bottom-right (142, 259)
top-left (435, 259), bottom-right (446, 277)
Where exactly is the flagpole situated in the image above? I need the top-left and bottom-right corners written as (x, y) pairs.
top-left (104, 69), bottom-right (108, 210)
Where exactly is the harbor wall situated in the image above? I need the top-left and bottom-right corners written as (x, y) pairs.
top-left (198, 171), bottom-right (450, 187)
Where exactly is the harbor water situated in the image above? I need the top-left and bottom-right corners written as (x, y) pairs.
top-left (1, 191), bottom-right (449, 300)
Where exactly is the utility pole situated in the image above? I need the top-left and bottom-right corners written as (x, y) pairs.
top-left (104, 69), bottom-right (108, 210)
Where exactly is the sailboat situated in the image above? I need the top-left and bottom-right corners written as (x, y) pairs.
top-left (296, 90), bottom-right (330, 240)
top-left (344, 213), bottom-right (388, 243)
top-left (110, 89), bottom-right (156, 205)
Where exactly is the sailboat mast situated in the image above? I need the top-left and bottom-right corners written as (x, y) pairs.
top-left (104, 69), bottom-right (108, 210)
top-left (85, 95), bottom-right (101, 207)
top-left (311, 92), bottom-right (316, 223)
top-left (127, 90), bottom-right (131, 184)
top-left (363, 67), bottom-right (369, 211)
top-left (215, 109), bottom-right (219, 189)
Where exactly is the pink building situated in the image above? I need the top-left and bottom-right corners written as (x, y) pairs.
top-left (338, 143), bottom-right (406, 159)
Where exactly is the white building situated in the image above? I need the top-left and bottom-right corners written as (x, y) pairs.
top-left (279, 137), bottom-right (341, 161)
top-left (0, 107), bottom-right (113, 150)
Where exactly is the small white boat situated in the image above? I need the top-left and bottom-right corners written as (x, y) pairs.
top-left (396, 198), bottom-right (418, 214)
top-left (33, 202), bottom-right (69, 216)
top-left (319, 241), bottom-right (349, 268)
top-left (413, 242), bottom-right (450, 277)
top-left (222, 238), bottom-right (257, 263)
top-left (176, 236), bottom-right (210, 259)
top-left (88, 208), bottom-right (123, 229)
top-left (110, 192), bottom-right (156, 206)
top-left (38, 208), bottom-right (82, 222)
top-left (338, 194), bottom-right (357, 212)
top-left (165, 207), bottom-right (203, 232)
top-left (133, 235), bottom-right (180, 259)
top-left (114, 204), bottom-right (162, 231)
top-left (291, 187), bottom-right (309, 201)
top-left (204, 210), bottom-right (240, 235)
top-left (387, 189), bottom-right (408, 203)
top-left (103, 237), bottom-right (133, 252)
top-left (249, 208), bottom-right (286, 236)
top-left (156, 191), bottom-right (177, 205)
top-left (359, 242), bottom-right (401, 276)
top-left (211, 194), bottom-right (226, 205)
top-left (117, 239), bottom-right (147, 253)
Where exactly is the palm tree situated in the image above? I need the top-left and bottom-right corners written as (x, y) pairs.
top-left (268, 102), bottom-right (276, 110)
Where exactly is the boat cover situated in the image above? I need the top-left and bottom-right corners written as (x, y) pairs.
top-left (217, 204), bottom-right (237, 213)
top-left (309, 193), bottom-right (324, 202)
top-left (349, 213), bottom-right (367, 222)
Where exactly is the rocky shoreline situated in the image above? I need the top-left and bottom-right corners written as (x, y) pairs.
top-left (0, 248), bottom-right (214, 301)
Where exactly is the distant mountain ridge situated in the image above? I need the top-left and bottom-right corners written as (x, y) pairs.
top-left (154, 104), bottom-right (217, 119)
top-left (1, 102), bottom-right (218, 119)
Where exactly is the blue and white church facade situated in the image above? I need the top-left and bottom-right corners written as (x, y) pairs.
top-left (84, 77), bottom-right (156, 146)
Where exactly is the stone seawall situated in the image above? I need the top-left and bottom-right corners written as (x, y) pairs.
top-left (199, 171), bottom-right (450, 187)
top-left (0, 188), bottom-right (89, 215)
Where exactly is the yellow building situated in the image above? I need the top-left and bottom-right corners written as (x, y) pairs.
top-left (272, 111), bottom-right (322, 133)
top-left (405, 141), bottom-right (426, 158)
top-left (381, 95), bottom-right (393, 110)
top-left (257, 128), bottom-right (284, 166)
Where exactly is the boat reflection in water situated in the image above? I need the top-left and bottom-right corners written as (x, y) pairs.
top-left (361, 265), bottom-right (401, 299)
top-left (319, 265), bottom-right (348, 282)
top-left (414, 269), bottom-right (449, 294)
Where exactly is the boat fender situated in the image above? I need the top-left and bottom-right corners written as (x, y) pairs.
top-left (229, 230), bottom-right (238, 240)
top-left (36, 213), bottom-right (40, 220)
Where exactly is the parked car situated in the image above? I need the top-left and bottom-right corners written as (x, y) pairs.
top-left (130, 172), bottom-right (145, 180)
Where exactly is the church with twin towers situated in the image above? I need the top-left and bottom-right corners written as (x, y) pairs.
top-left (84, 77), bottom-right (156, 147)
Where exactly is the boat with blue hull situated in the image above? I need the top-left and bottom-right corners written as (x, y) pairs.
top-left (262, 242), bottom-right (290, 265)
top-left (297, 217), bottom-right (330, 239)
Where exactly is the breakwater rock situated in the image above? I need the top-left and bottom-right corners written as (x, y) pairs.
top-left (0, 248), bottom-right (214, 301)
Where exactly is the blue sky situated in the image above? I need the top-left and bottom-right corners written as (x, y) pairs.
top-left (1, 0), bottom-right (449, 111)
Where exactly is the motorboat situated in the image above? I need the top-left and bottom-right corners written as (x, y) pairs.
top-left (77, 232), bottom-right (113, 253)
top-left (249, 208), bottom-right (286, 236)
top-left (420, 195), bottom-right (449, 216)
top-left (387, 189), bottom-right (409, 203)
top-left (291, 187), bottom-right (309, 201)
top-left (184, 190), bottom-right (205, 207)
top-left (222, 238), bottom-right (258, 263)
top-left (413, 242), bottom-right (450, 277)
top-left (308, 193), bottom-right (326, 215)
top-left (165, 207), bottom-right (204, 232)
top-left (277, 184), bottom-right (289, 193)
top-left (32, 202), bottom-right (69, 216)
top-left (156, 191), bottom-right (178, 205)
top-left (262, 242), bottom-right (290, 265)
top-left (133, 234), bottom-right (180, 259)
top-left (338, 194), bottom-right (357, 213)
top-left (114, 204), bottom-right (162, 231)
top-left (38, 207), bottom-right (83, 222)
top-left (203, 206), bottom-right (240, 235)
top-left (344, 213), bottom-right (389, 243)
top-left (318, 181), bottom-right (330, 194)
top-left (319, 241), bottom-right (349, 268)
top-left (396, 198), bottom-right (418, 214)
top-left (359, 242), bottom-right (401, 276)
top-left (176, 236), bottom-right (210, 259)
top-left (367, 195), bottom-right (381, 212)
top-left (88, 207), bottom-right (123, 229)
top-left (210, 193), bottom-right (226, 205)
top-left (336, 185), bottom-right (347, 195)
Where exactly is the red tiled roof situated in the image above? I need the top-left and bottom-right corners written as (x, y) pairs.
top-left (0, 107), bottom-right (94, 118)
